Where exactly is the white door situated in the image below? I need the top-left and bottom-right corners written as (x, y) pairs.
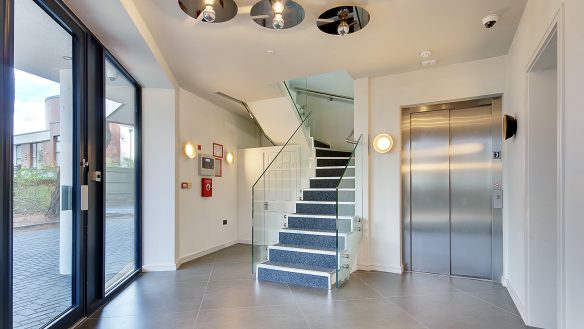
top-left (263, 148), bottom-right (299, 246)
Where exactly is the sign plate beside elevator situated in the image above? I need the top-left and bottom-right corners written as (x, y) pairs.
top-left (493, 189), bottom-right (503, 209)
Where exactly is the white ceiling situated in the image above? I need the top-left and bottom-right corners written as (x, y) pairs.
top-left (60, 0), bottom-right (527, 118)
top-left (131, 0), bottom-right (527, 106)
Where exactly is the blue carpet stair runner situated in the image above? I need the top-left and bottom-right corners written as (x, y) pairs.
top-left (256, 140), bottom-right (355, 289)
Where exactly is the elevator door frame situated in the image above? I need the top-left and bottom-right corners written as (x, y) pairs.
top-left (401, 96), bottom-right (503, 281)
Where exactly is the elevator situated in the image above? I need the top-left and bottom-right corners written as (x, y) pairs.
top-left (402, 97), bottom-right (503, 281)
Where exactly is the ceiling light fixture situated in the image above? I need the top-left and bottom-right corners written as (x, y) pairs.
top-left (178, 0), bottom-right (238, 24)
top-left (272, 1), bottom-right (285, 29)
top-left (202, 0), bottom-right (216, 23)
top-left (251, 0), bottom-right (305, 30)
top-left (317, 6), bottom-right (371, 36)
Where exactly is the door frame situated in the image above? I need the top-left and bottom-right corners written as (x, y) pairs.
top-left (523, 7), bottom-right (564, 327)
top-left (0, 0), bottom-right (143, 327)
top-left (0, 1), bottom-right (15, 328)
top-left (400, 95), bottom-right (504, 280)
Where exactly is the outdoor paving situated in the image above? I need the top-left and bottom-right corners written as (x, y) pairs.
top-left (13, 216), bottom-right (135, 329)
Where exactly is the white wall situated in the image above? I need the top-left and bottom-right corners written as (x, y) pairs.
top-left (501, 0), bottom-right (562, 322)
top-left (142, 88), bottom-right (178, 271)
top-left (177, 88), bottom-right (259, 265)
top-left (289, 70), bottom-right (355, 151)
top-left (526, 66), bottom-right (558, 328)
top-left (358, 56), bottom-right (506, 273)
top-left (247, 97), bottom-right (300, 145)
top-left (303, 96), bottom-right (354, 151)
top-left (558, 1), bottom-right (584, 328)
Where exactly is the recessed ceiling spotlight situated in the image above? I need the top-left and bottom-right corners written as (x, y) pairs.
top-left (317, 6), bottom-right (371, 36)
top-left (420, 50), bottom-right (432, 58)
top-left (266, 49), bottom-right (275, 55)
top-left (251, 0), bottom-right (305, 30)
top-left (178, 0), bottom-right (238, 24)
top-left (421, 59), bottom-right (438, 67)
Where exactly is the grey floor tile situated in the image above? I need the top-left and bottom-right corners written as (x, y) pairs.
top-left (79, 311), bottom-right (196, 329)
top-left (290, 277), bottom-right (382, 304)
top-left (200, 279), bottom-right (296, 310)
top-left (439, 276), bottom-right (520, 315)
top-left (299, 298), bottom-right (427, 329)
top-left (195, 305), bottom-right (310, 329)
top-left (355, 271), bottom-right (457, 297)
top-left (93, 280), bottom-right (206, 318)
top-left (463, 288), bottom-right (520, 316)
top-left (210, 261), bottom-right (255, 281)
top-left (211, 244), bottom-right (252, 264)
top-left (388, 292), bottom-right (527, 329)
top-left (77, 244), bottom-right (526, 329)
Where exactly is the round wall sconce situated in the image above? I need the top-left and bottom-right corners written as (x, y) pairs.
top-left (250, 0), bottom-right (305, 30)
top-left (178, 0), bottom-right (238, 23)
top-left (225, 151), bottom-right (234, 164)
top-left (373, 133), bottom-right (394, 153)
top-left (184, 142), bottom-right (197, 159)
top-left (503, 115), bottom-right (517, 140)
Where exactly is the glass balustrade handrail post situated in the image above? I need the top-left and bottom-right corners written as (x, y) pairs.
top-left (335, 134), bottom-right (362, 288)
top-left (251, 112), bottom-right (312, 190)
top-left (251, 112), bottom-right (312, 274)
top-left (283, 81), bottom-right (305, 122)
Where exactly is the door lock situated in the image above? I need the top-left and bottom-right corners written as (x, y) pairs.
top-left (90, 171), bottom-right (102, 182)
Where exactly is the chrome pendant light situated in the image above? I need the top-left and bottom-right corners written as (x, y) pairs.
top-left (250, 0), bottom-right (305, 30)
top-left (317, 6), bottom-right (371, 36)
top-left (178, 0), bottom-right (238, 23)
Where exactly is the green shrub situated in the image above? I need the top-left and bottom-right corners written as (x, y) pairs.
top-left (13, 168), bottom-right (59, 217)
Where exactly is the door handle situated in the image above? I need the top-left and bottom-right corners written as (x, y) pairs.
top-left (89, 171), bottom-right (102, 182)
top-left (81, 185), bottom-right (89, 211)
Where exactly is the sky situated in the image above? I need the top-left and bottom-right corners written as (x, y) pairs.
top-left (14, 69), bottom-right (122, 136)
top-left (14, 69), bottom-right (60, 135)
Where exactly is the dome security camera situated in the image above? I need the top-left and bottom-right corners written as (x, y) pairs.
top-left (482, 14), bottom-right (499, 28)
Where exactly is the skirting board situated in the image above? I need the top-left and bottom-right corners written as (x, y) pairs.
top-left (142, 264), bottom-right (178, 272)
top-left (177, 239), bottom-right (251, 268)
top-left (502, 276), bottom-right (527, 321)
top-left (357, 264), bottom-right (403, 274)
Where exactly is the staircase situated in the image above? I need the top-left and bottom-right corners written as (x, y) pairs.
top-left (256, 140), bottom-right (356, 289)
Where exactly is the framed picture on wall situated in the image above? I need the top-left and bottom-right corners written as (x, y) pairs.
top-left (213, 143), bottom-right (224, 158)
top-left (215, 158), bottom-right (222, 177)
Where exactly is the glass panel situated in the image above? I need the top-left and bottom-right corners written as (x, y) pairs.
top-left (252, 113), bottom-right (313, 270)
top-left (336, 135), bottom-right (363, 287)
top-left (13, 1), bottom-right (75, 327)
top-left (104, 59), bottom-right (137, 291)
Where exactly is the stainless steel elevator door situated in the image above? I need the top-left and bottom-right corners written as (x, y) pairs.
top-left (410, 110), bottom-right (451, 275)
top-left (450, 107), bottom-right (493, 279)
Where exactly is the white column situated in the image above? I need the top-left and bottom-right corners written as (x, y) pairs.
top-left (59, 69), bottom-right (73, 274)
top-left (354, 78), bottom-right (370, 270)
top-left (142, 88), bottom-right (178, 271)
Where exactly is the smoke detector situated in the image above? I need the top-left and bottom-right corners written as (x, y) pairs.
top-left (420, 50), bottom-right (432, 58)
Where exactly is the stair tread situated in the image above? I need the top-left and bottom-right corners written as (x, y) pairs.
top-left (288, 213), bottom-right (353, 219)
top-left (271, 243), bottom-right (336, 253)
top-left (259, 261), bottom-right (336, 274)
top-left (281, 227), bottom-right (337, 235)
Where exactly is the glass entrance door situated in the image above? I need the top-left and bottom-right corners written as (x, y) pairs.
top-left (12, 1), bottom-right (83, 328)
